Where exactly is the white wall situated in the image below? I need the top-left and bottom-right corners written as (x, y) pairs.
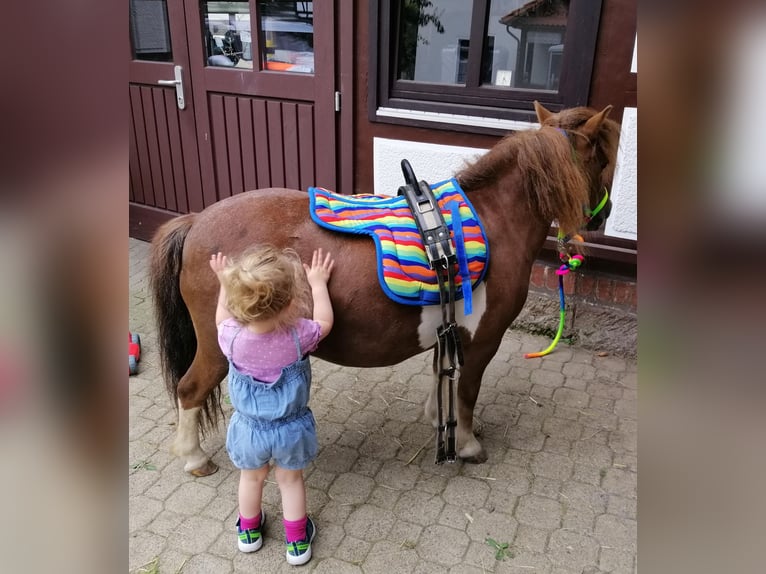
top-left (372, 138), bottom-right (487, 196)
top-left (604, 107), bottom-right (638, 240)
top-left (372, 112), bottom-right (638, 241)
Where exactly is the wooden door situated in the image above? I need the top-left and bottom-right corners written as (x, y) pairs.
top-left (129, 0), bottom-right (204, 235)
top-left (130, 1), bottom-right (344, 240)
top-left (185, 1), bottom-right (338, 206)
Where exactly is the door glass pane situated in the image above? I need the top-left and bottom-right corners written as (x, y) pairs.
top-left (130, 0), bottom-right (173, 61)
top-left (396, 0), bottom-right (472, 84)
top-left (202, 1), bottom-right (252, 68)
top-left (259, 1), bottom-right (314, 74)
top-left (490, 0), bottom-right (567, 91)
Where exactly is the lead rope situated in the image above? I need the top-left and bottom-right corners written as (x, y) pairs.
top-left (525, 187), bottom-right (609, 359)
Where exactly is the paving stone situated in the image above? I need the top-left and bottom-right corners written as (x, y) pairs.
top-left (394, 489), bottom-right (445, 526)
top-left (364, 540), bottom-right (420, 573)
top-left (334, 535), bottom-right (371, 564)
top-left (164, 480), bottom-right (218, 515)
top-left (312, 520), bottom-right (345, 560)
top-left (166, 515), bottom-right (224, 555)
top-left (344, 505), bottom-right (396, 541)
top-left (515, 495), bottom-right (563, 530)
top-left (182, 552), bottom-right (233, 574)
top-left (312, 557), bottom-right (363, 573)
top-left (571, 439), bottom-right (613, 468)
top-left (417, 524), bottom-right (469, 567)
top-left (531, 369), bottom-right (565, 388)
top-left (328, 472), bottom-right (375, 505)
top-left (531, 451), bottom-right (574, 481)
top-left (493, 548), bottom-right (552, 574)
top-left (513, 524), bottom-right (550, 553)
top-left (531, 476), bottom-right (563, 499)
top-left (145, 508), bottom-right (185, 538)
top-left (547, 529), bottom-right (599, 570)
top-left (593, 514), bottom-right (637, 551)
top-left (599, 546), bottom-right (636, 573)
top-left (601, 467), bottom-right (637, 499)
top-left (507, 425), bottom-right (545, 452)
top-left (442, 475), bottom-right (490, 508)
top-left (129, 530), bottom-right (166, 572)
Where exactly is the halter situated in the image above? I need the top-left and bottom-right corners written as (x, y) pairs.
top-left (525, 126), bottom-right (610, 358)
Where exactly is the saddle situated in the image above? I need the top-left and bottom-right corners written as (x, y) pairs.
top-left (308, 178), bottom-right (488, 313)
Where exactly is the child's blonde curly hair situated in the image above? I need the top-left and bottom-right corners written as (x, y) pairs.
top-left (220, 245), bottom-right (311, 331)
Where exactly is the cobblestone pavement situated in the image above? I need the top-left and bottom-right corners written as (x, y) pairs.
top-left (129, 238), bottom-right (637, 574)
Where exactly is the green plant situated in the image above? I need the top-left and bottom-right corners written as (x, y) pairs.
top-left (485, 537), bottom-right (515, 561)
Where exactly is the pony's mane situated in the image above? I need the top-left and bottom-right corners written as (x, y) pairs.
top-left (456, 108), bottom-right (620, 236)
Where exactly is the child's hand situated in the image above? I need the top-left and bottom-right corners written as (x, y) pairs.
top-left (303, 248), bottom-right (335, 287)
top-left (209, 252), bottom-right (228, 278)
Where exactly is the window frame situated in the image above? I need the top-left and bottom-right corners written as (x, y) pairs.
top-left (369, 0), bottom-right (604, 130)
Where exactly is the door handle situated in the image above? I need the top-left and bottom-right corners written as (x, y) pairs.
top-left (157, 65), bottom-right (186, 110)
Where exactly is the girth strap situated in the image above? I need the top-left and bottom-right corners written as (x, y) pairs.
top-left (398, 159), bottom-right (463, 463)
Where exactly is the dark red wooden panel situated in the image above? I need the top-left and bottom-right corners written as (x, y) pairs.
top-left (163, 90), bottom-right (188, 213)
top-left (253, 99), bottom-right (271, 188)
top-left (130, 85), bottom-right (153, 205)
top-left (282, 103), bottom-right (300, 189)
top-left (239, 99), bottom-right (257, 192)
top-left (129, 94), bottom-right (144, 204)
top-left (224, 96), bottom-right (244, 196)
top-left (298, 104), bottom-right (315, 191)
top-left (266, 100), bottom-right (285, 187)
top-left (152, 88), bottom-right (177, 211)
top-left (141, 87), bottom-right (165, 208)
top-left (209, 94), bottom-right (231, 200)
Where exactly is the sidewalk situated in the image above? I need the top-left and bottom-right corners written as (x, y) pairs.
top-left (129, 237), bottom-right (637, 574)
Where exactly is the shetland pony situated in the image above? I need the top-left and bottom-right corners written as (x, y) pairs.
top-left (150, 102), bottom-right (619, 475)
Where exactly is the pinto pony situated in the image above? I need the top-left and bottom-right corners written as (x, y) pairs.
top-left (150, 102), bottom-right (619, 475)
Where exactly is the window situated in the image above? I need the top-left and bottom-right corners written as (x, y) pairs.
top-left (201, 1), bottom-right (314, 73)
top-left (370, 0), bottom-right (603, 128)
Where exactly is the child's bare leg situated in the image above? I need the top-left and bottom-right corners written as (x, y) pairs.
top-left (239, 465), bottom-right (269, 518)
top-left (274, 466), bottom-right (306, 521)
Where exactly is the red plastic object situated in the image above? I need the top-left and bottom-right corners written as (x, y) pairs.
top-left (129, 332), bottom-right (141, 375)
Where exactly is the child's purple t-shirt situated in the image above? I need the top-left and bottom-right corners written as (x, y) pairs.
top-left (217, 317), bottom-right (322, 383)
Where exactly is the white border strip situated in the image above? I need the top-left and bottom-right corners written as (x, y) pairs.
top-left (376, 107), bottom-right (538, 132)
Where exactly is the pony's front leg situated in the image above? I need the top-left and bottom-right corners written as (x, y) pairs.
top-left (172, 354), bottom-right (227, 476)
top-left (424, 351), bottom-right (487, 463)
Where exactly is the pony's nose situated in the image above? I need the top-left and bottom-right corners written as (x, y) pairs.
top-left (585, 199), bottom-right (612, 231)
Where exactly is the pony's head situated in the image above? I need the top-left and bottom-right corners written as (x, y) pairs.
top-left (534, 101), bottom-right (620, 233)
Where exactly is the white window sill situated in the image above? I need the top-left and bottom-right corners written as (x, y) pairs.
top-left (376, 107), bottom-right (539, 132)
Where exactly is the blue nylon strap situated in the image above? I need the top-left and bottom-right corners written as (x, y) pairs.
top-left (447, 200), bottom-right (472, 315)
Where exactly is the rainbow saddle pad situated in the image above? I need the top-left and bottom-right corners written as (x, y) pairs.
top-left (308, 178), bottom-right (489, 313)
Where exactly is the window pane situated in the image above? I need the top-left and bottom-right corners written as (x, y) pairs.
top-left (396, 0), bottom-right (472, 85)
top-left (130, 0), bottom-right (173, 62)
top-left (260, 1), bottom-right (314, 74)
top-left (202, 1), bottom-right (252, 68)
top-left (490, 0), bottom-right (567, 90)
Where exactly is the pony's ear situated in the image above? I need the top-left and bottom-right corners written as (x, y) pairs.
top-left (581, 105), bottom-right (613, 140)
top-left (534, 101), bottom-right (553, 124)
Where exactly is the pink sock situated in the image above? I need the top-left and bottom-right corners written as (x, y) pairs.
top-left (283, 516), bottom-right (307, 542)
top-left (239, 512), bottom-right (261, 530)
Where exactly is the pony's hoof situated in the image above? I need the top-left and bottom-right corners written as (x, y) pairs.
top-left (189, 460), bottom-right (219, 477)
top-left (460, 449), bottom-right (488, 464)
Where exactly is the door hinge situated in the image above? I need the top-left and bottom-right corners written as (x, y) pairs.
top-left (334, 91), bottom-right (341, 112)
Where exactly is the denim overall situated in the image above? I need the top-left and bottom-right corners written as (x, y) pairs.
top-left (225, 328), bottom-right (318, 470)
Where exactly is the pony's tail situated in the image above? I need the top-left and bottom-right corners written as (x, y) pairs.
top-left (149, 214), bottom-right (198, 408)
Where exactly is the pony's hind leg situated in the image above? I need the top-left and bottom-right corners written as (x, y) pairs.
top-left (172, 350), bottom-right (228, 476)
